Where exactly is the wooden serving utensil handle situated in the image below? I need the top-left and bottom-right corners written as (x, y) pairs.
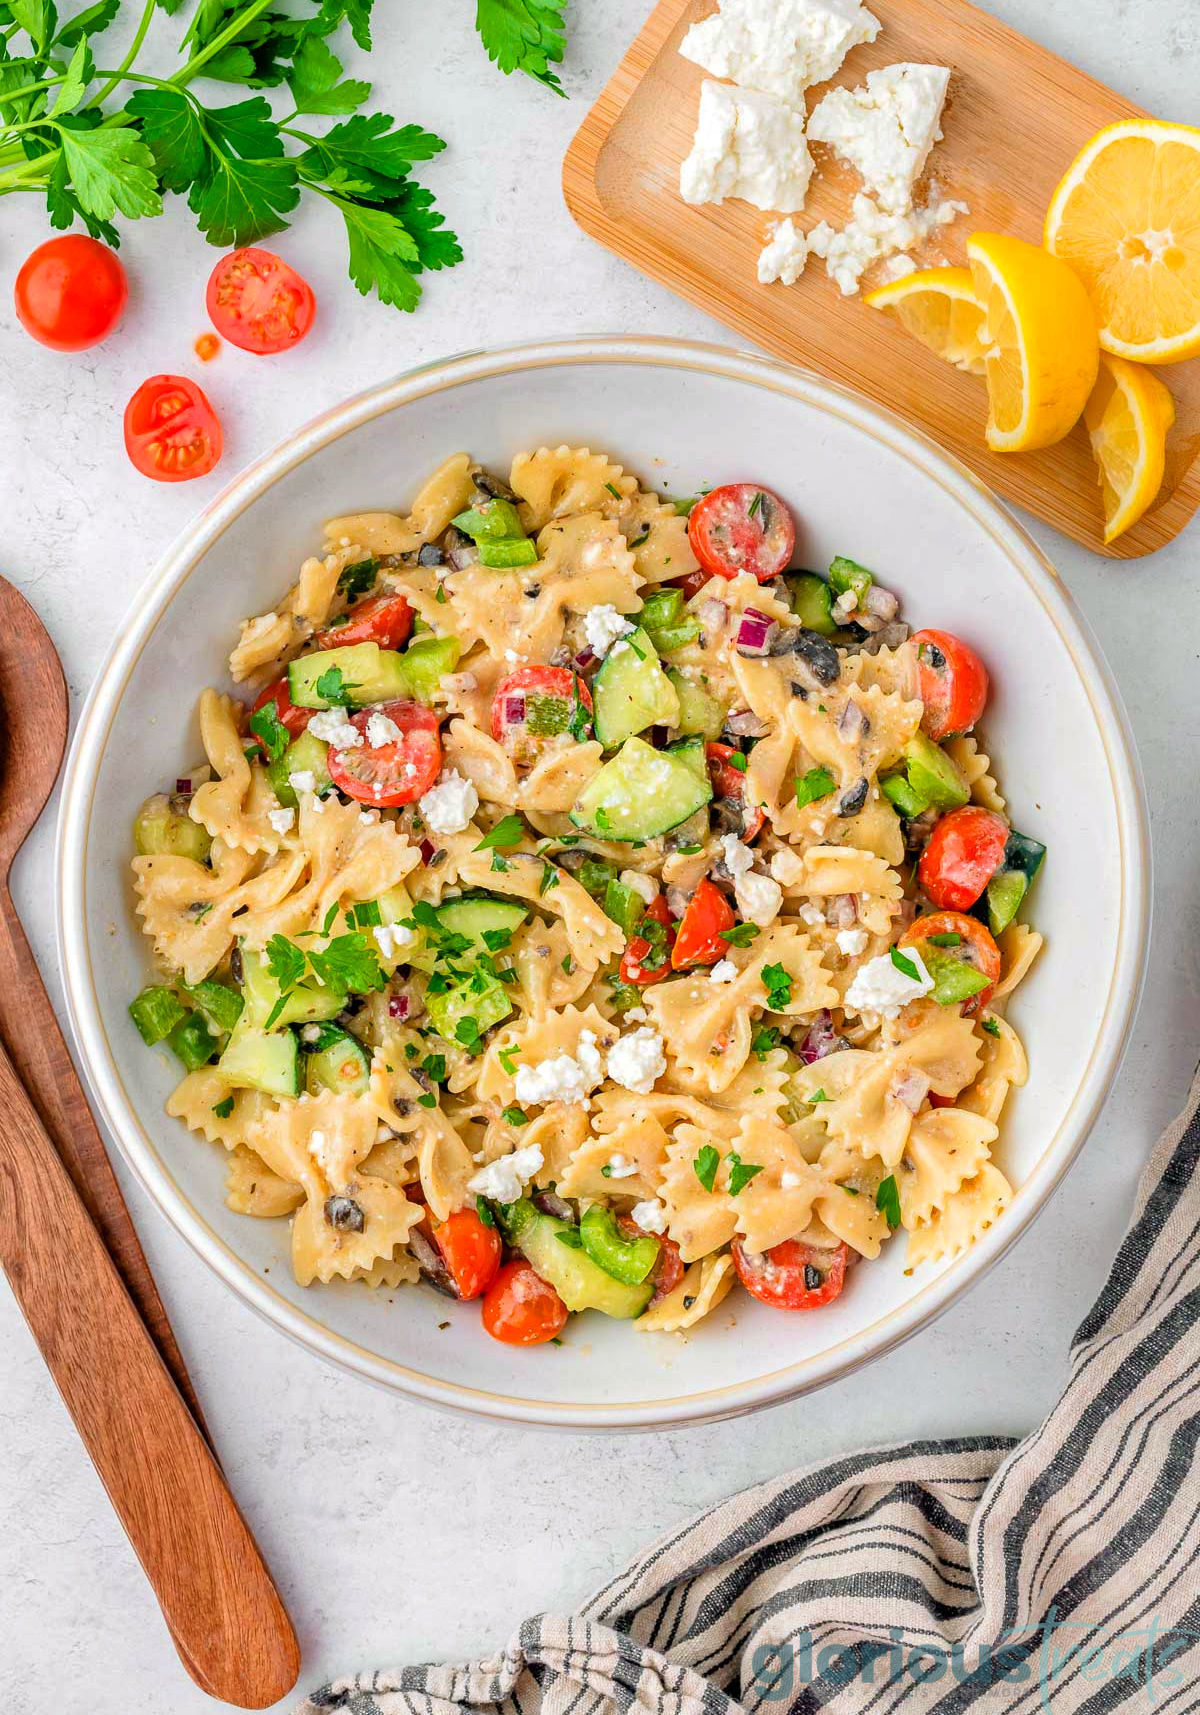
top-left (0, 1037), bottom-right (300, 1710)
top-left (0, 885), bottom-right (208, 1434)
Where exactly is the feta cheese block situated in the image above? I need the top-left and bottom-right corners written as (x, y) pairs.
top-left (808, 190), bottom-right (968, 295)
top-left (808, 63), bottom-right (952, 214)
top-left (680, 81), bottom-right (814, 213)
top-left (680, 0), bottom-right (881, 106)
top-left (758, 217), bottom-right (809, 284)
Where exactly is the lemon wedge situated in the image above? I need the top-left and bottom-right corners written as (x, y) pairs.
top-left (1045, 119), bottom-right (1200, 364)
top-left (1083, 353), bottom-right (1175, 543)
top-left (966, 233), bottom-right (1100, 452)
top-left (865, 267), bottom-right (988, 374)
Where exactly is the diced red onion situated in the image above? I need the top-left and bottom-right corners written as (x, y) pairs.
top-left (388, 993), bottom-right (409, 1020)
top-left (573, 646), bottom-right (596, 671)
top-left (799, 1010), bottom-right (839, 1064)
top-left (175, 778), bottom-right (192, 795)
top-left (736, 608), bottom-right (778, 657)
top-left (830, 894), bottom-right (857, 929)
top-left (502, 695), bottom-right (526, 727)
top-left (534, 1190), bottom-right (574, 1221)
top-left (858, 622), bottom-right (911, 654)
top-left (419, 839), bottom-right (436, 865)
top-left (837, 699), bottom-right (867, 741)
top-left (724, 708), bottom-right (769, 738)
top-left (864, 584), bottom-right (899, 620)
top-left (892, 1069), bottom-right (930, 1114)
top-left (856, 613), bottom-right (885, 634)
top-left (699, 597), bottom-right (727, 630)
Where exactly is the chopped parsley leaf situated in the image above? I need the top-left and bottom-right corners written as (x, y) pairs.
top-left (795, 766), bottom-right (836, 809)
top-left (761, 962), bottom-right (793, 1010)
top-left (981, 1017), bottom-right (1001, 1037)
top-left (720, 923), bottom-right (759, 948)
top-left (501, 1104), bottom-right (529, 1126)
top-left (890, 947), bottom-right (921, 983)
top-left (876, 1174), bottom-right (902, 1230)
top-left (694, 1144), bottom-right (720, 1193)
top-left (475, 814), bottom-right (525, 852)
top-left (314, 666), bottom-right (358, 706)
top-left (727, 1151), bottom-right (764, 1196)
top-left (247, 700), bottom-right (289, 764)
top-left (926, 931), bottom-right (963, 948)
top-left (337, 558), bottom-right (377, 601)
top-left (212, 1096), bottom-right (235, 1120)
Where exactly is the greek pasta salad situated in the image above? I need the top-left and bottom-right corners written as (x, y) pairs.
top-left (129, 449), bottom-right (1044, 1344)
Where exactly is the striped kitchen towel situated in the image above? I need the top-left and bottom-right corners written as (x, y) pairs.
top-left (300, 1066), bottom-right (1200, 1714)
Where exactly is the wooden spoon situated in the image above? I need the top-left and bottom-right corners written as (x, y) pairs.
top-left (0, 577), bottom-right (301, 1708)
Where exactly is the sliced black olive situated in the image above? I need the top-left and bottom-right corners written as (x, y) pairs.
top-left (469, 464), bottom-right (518, 502)
top-left (921, 640), bottom-right (946, 671)
top-left (230, 945), bottom-right (244, 985)
top-left (783, 627), bottom-right (841, 686)
top-left (836, 777), bottom-right (869, 817)
top-left (324, 1195), bottom-right (365, 1233)
top-left (417, 542), bottom-right (444, 567)
top-left (524, 582), bottom-right (542, 599)
top-left (790, 682), bottom-right (809, 699)
top-left (803, 1263), bottom-right (822, 1292)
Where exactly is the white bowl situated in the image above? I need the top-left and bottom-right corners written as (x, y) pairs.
top-left (57, 337), bottom-right (1149, 1429)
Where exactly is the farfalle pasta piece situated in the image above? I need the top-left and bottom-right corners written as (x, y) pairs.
top-left (556, 1112), bottom-right (672, 1202)
top-left (453, 850), bottom-right (624, 973)
top-left (228, 543), bottom-right (363, 685)
top-left (789, 844), bottom-right (904, 939)
top-left (993, 923), bottom-right (1043, 1001)
top-left (351, 1254), bottom-right (422, 1289)
top-left (905, 1162), bottom-right (1013, 1271)
top-left (508, 916), bottom-right (593, 1015)
top-left (323, 453), bottom-right (475, 556)
top-left (134, 841), bottom-right (304, 984)
top-left (840, 640), bottom-right (919, 701)
top-left (896, 1109), bottom-right (999, 1227)
top-left (441, 718), bottom-right (517, 808)
top-left (518, 742), bottom-right (604, 818)
top-left (190, 691), bottom-right (289, 856)
top-left (510, 446), bottom-right (638, 530)
top-left (811, 1148), bottom-right (891, 1258)
top-left (476, 1004), bottom-right (617, 1107)
top-left (224, 1145), bottom-right (304, 1218)
top-left (635, 1252), bottom-right (735, 1333)
top-left (726, 1117), bottom-right (834, 1253)
top-left (958, 1014), bottom-right (1028, 1124)
top-left (166, 1067), bottom-right (273, 1151)
top-left (658, 1125), bottom-right (738, 1261)
top-left (944, 734), bottom-right (1006, 814)
top-left (619, 493), bottom-right (699, 584)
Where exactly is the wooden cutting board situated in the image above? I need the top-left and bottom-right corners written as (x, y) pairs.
top-left (563, 0), bottom-right (1200, 558)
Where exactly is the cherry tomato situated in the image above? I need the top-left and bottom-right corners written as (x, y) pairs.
top-left (206, 247), bottom-right (316, 355)
top-left (317, 592), bottom-right (413, 651)
top-left (900, 910), bottom-right (1001, 1016)
top-left (491, 666), bottom-right (592, 764)
top-left (705, 741), bottom-right (765, 842)
top-left (124, 375), bottom-right (222, 482)
top-left (732, 1237), bottom-right (849, 1310)
top-left (671, 878), bottom-right (736, 970)
top-left (481, 1259), bottom-right (569, 1345)
top-left (251, 676), bottom-right (311, 746)
top-left (14, 235), bottom-right (127, 352)
top-left (326, 699), bottom-right (441, 807)
top-left (619, 894), bottom-right (675, 987)
top-left (912, 630), bottom-right (989, 741)
top-left (618, 1214), bottom-right (685, 1302)
top-left (688, 484), bottom-right (795, 583)
top-left (918, 807), bottom-right (1009, 912)
top-left (433, 1207), bottom-right (502, 1301)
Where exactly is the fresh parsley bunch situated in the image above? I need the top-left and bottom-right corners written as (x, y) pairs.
top-left (0, 0), bottom-right (465, 311)
top-left (474, 0), bottom-right (568, 96)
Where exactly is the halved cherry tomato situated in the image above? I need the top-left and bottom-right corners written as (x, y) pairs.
top-left (491, 666), bottom-right (592, 765)
top-left (433, 1207), bottom-right (502, 1301)
top-left (318, 592), bottom-right (413, 651)
top-left (912, 630), bottom-right (989, 741)
top-left (618, 1214), bottom-right (685, 1301)
top-left (732, 1237), bottom-right (848, 1310)
top-left (481, 1259), bottom-right (568, 1345)
top-left (706, 741), bottom-right (765, 842)
top-left (900, 910), bottom-right (1001, 1016)
top-left (918, 807), bottom-right (1009, 912)
top-left (206, 247), bottom-right (316, 355)
top-left (326, 699), bottom-right (441, 807)
top-left (15, 235), bottom-right (127, 351)
top-left (688, 484), bottom-right (795, 583)
top-left (671, 878), bottom-right (736, 970)
top-left (124, 375), bottom-right (222, 482)
top-left (619, 894), bottom-right (675, 987)
top-left (251, 676), bottom-right (311, 745)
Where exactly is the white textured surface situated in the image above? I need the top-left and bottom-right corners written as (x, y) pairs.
top-left (0, 2), bottom-right (1197, 1710)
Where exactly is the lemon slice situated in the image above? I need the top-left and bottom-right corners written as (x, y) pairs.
top-left (966, 233), bottom-right (1100, 452)
top-left (1045, 119), bottom-right (1200, 364)
top-left (865, 267), bottom-right (988, 374)
top-left (1083, 353), bottom-right (1175, 543)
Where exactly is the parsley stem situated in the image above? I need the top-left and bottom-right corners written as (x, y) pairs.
top-left (88, 0), bottom-right (157, 111)
top-left (173, 0), bottom-right (277, 87)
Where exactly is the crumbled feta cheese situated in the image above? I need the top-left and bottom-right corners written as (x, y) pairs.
top-left (808, 63), bottom-right (951, 213)
top-left (365, 710), bottom-right (401, 749)
top-left (267, 806), bottom-right (295, 836)
top-left (630, 1198), bottom-right (668, 1235)
top-left (836, 927), bottom-right (870, 956)
top-left (718, 831), bottom-right (754, 880)
top-left (710, 958), bottom-right (738, 983)
top-left (418, 769), bottom-right (479, 836)
top-left (769, 848), bottom-right (807, 887)
top-left (308, 708), bottom-right (363, 749)
top-left (514, 1029), bottom-right (606, 1108)
top-left (879, 252), bottom-right (919, 283)
top-left (737, 869), bottom-right (783, 927)
top-left (832, 588), bottom-right (859, 621)
top-left (607, 1026), bottom-right (667, 1095)
top-left (844, 948), bottom-right (933, 1017)
top-left (584, 603), bottom-right (635, 658)
top-left (288, 769), bottom-right (317, 795)
top-left (680, 0), bottom-right (881, 104)
top-left (797, 902), bottom-right (825, 929)
top-left (605, 1153), bottom-right (639, 1179)
top-left (808, 191), bottom-right (968, 295)
top-left (467, 1143), bottom-right (545, 1204)
top-left (626, 1007), bottom-right (648, 1024)
top-left (680, 81), bottom-right (814, 213)
top-left (758, 218), bottom-right (809, 286)
top-left (620, 869), bottom-right (659, 905)
top-left (300, 1024), bottom-right (323, 1045)
top-left (373, 922), bottom-right (414, 959)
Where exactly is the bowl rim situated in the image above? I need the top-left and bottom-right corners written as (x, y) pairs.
top-left (55, 334), bottom-right (1150, 1430)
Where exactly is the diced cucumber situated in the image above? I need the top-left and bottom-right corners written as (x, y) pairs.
top-left (592, 628), bottom-right (680, 749)
top-left (885, 734), bottom-right (970, 815)
top-left (305, 1028), bottom-right (371, 1097)
top-left (1001, 830), bottom-right (1046, 883)
top-left (570, 736), bottom-right (712, 842)
top-left (651, 621), bottom-right (702, 654)
top-left (986, 869), bottom-right (1027, 937)
top-left (129, 985), bottom-right (187, 1047)
top-left (880, 773), bottom-right (929, 818)
top-left (288, 642), bottom-right (409, 710)
top-left (579, 1205), bottom-right (660, 1285)
top-left (667, 669), bottom-right (726, 739)
top-left (500, 1200), bottom-right (653, 1318)
top-left (133, 793), bottom-right (212, 864)
top-left (669, 737), bottom-right (709, 789)
top-left (168, 1013), bottom-right (221, 1073)
top-left (239, 946), bottom-right (343, 1031)
top-left (452, 498), bottom-right (527, 541)
top-left (184, 980), bottom-right (244, 1036)
top-left (393, 634), bottom-right (461, 703)
top-left (217, 1022), bottom-right (301, 1097)
top-left (425, 975), bottom-right (512, 1046)
top-left (603, 878), bottom-right (645, 935)
top-left (479, 538), bottom-right (538, 568)
top-left (829, 555), bottom-right (874, 604)
top-left (435, 893), bottom-right (528, 950)
top-left (576, 857), bottom-right (618, 898)
top-left (638, 588), bottom-right (684, 634)
top-left (267, 729), bottom-right (331, 808)
top-left (785, 573), bottom-right (836, 636)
